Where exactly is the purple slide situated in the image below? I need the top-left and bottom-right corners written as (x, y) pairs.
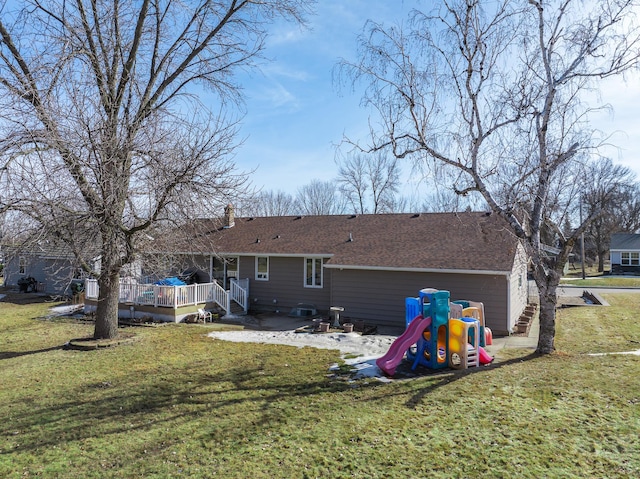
top-left (376, 315), bottom-right (432, 376)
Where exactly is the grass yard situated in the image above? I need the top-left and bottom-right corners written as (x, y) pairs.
top-left (561, 264), bottom-right (640, 288)
top-left (0, 292), bottom-right (639, 478)
top-left (560, 276), bottom-right (640, 288)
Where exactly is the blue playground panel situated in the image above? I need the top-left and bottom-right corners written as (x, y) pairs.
top-left (405, 297), bottom-right (421, 327)
top-left (407, 289), bottom-right (450, 370)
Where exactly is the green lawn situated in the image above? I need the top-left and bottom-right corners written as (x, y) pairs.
top-left (561, 264), bottom-right (640, 287)
top-left (560, 276), bottom-right (640, 288)
top-left (1, 292), bottom-right (639, 478)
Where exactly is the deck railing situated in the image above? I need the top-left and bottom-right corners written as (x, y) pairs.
top-left (85, 278), bottom-right (248, 315)
top-left (230, 278), bottom-right (249, 313)
top-left (85, 278), bottom-right (99, 300)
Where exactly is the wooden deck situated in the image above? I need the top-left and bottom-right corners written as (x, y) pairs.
top-left (83, 279), bottom-right (248, 322)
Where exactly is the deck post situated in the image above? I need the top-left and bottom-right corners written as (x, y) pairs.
top-left (225, 290), bottom-right (231, 316)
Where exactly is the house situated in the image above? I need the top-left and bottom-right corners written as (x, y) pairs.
top-left (2, 240), bottom-right (101, 296)
top-left (610, 233), bottom-right (640, 275)
top-left (177, 209), bottom-right (529, 335)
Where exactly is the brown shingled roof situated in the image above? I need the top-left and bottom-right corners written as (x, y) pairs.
top-left (185, 212), bottom-right (520, 273)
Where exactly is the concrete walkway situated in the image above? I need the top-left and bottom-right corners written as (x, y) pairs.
top-left (486, 313), bottom-right (539, 354)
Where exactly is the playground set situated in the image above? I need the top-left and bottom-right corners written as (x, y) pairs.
top-left (376, 288), bottom-right (494, 376)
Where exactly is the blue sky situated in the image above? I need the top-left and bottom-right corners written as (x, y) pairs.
top-left (233, 0), bottom-right (640, 197)
top-left (234, 1), bottom-right (418, 196)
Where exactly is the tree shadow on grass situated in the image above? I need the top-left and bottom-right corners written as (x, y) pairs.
top-left (0, 292), bottom-right (56, 305)
top-left (0, 358), bottom-right (352, 455)
top-left (402, 352), bottom-right (542, 408)
top-left (358, 352), bottom-right (542, 409)
top-left (0, 345), bottom-right (65, 360)
top-left (0, 337), bottom-right (543, 460)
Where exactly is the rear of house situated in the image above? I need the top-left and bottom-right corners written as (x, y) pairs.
top-left (180, 211), bottom-right (528, 335)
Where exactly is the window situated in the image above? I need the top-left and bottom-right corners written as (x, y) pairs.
top-left (305, 258), bottom-right (323, 288)
top-left (621, 252), bottom-right (639, 266)
top-left (19, 256), bottom-right (26, 275)
top-left (256, 256), bottom-right (269, 281)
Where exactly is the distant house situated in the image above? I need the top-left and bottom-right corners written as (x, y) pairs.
top-left (610, 233), bottom-right (640, 275)
top-left (178, 210), bottom-right (529, 335)
top-left (3, 241), bottom-right (96, 295)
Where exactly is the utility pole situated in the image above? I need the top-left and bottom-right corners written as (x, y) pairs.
top-left (580, 198), bottom-right (586, 280)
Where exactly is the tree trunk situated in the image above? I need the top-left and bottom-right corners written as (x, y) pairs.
top-left (534, 272), bottom-right (560, 354)
top-left (598, 248), bottom-right (605, 273)
top-left (536, 285), bottom-right (557, 354)
top-left (94, 271), bottom-right (121, 339)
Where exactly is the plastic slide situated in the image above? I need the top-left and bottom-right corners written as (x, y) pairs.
top-left (376, 315), bottom-right (432, 376)
top-left (478, 345), bottom-right (493, 364)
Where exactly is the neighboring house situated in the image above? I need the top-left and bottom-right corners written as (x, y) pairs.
top-left (3, 241), bottom-right (94, 295)
top-left (179, 209), bottom-right (529, 335)
top-left (610, 233), bottom-right (640, 275)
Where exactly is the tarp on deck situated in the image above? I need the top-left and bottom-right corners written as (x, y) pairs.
top-left (154, 277), bottom-right (187, 286)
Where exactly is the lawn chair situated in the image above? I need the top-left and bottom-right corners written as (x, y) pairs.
top-left (197, 308), bottom-right (213, 323)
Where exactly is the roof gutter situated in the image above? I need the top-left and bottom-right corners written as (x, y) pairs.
top-left (323, 264), bottom-right (511, 276)
top-left (175, 252), bottom-right (335, 258)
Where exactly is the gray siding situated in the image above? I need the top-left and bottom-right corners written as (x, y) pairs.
top-left (4, 255), bottom-right (75, 294)
top-left (239, 256), bottom-right (332, 314)
top-left (329, 269), bottom-right (511, 334)
top-left (611, 251), bottom-right (621, 265)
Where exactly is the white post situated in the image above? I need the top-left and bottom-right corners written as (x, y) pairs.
top-left (225, 290), bottom-right (231, 316)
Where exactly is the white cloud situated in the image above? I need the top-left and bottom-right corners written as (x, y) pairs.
top-left (259, 82), bottom-right (300, 110)
top-left (262, 63), bottom-right (312, 82)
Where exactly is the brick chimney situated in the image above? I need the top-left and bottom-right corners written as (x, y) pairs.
top-left (224, 203), bottom-right (235, 228)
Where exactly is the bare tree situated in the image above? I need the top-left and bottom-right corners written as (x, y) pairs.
top-left (0, 0), bottom-right (313, 339)
top-left (241, 190), bottom-right (297, 217)
top-left (341, 0), bottom-right (640, 353)
top-left (295, 179), bottom-right (346, 215)
top-left (419, 184), bottom-right (487, 212)
top-left (337, 154), bottom-right (368, 214)
top-left (582, 159), bottom-right (640, 271)
top-left (337, 151), bottom-right (401, 213)
top-left (619, 184), bottom-right (640, 234)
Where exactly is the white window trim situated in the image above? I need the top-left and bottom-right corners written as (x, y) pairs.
top-left (304, 257), bottom-right (323, 288)
top-left (621, 252), bottom-right (640, 266)
top-left (255, 256), bottom-right (269, 281)
top-left (19, 256), bottom-right (26, 275)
